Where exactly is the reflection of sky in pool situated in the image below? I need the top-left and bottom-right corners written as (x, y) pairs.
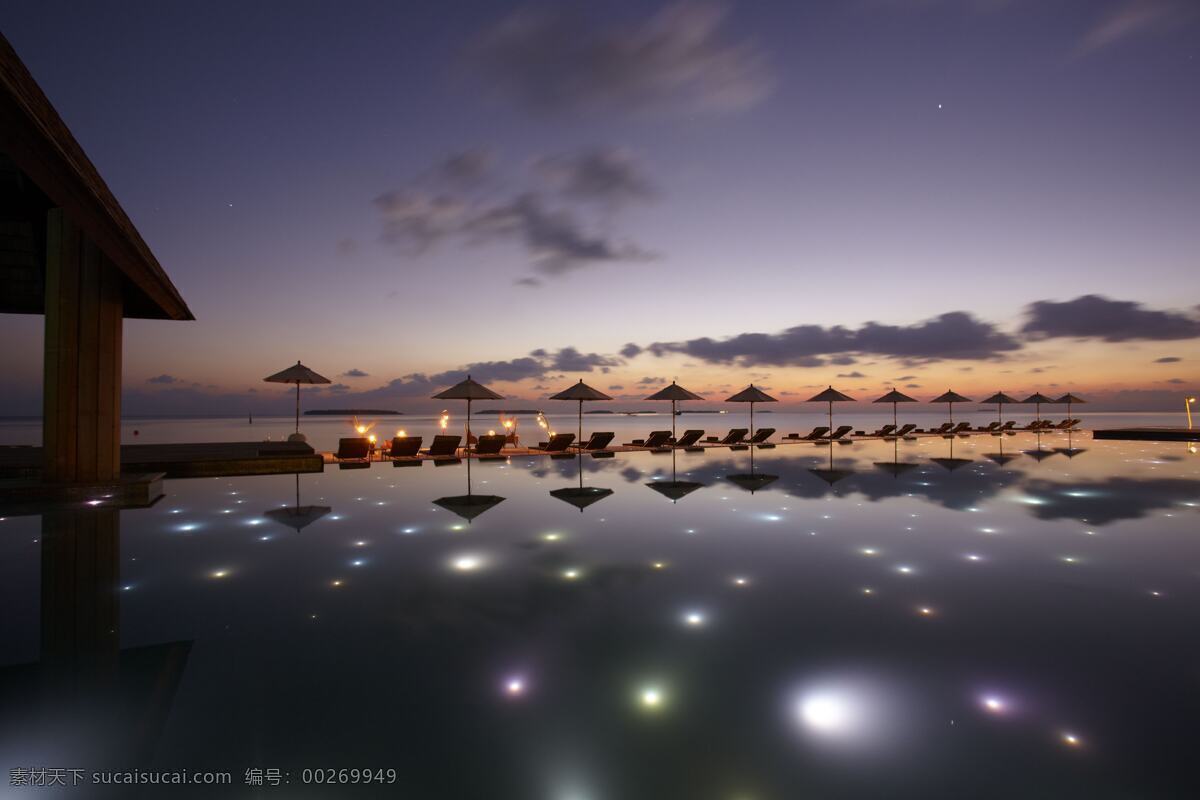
top-left (1, 432), bottom-right (1198, 798)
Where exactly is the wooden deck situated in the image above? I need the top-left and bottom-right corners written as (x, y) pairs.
top-left (1092, 427), bottom-right (1200, 442)
top-left (0, 440), bottom-right (323, 480)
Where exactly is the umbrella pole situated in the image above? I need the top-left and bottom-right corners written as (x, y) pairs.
top-left (893, 401), bottom-right (897, 428)
top-left (750, 402), bottom-right (754, 441)
top-left (295, 382), bottom-right (300, 433)
top-left (828, 401), bottom-right (832, 434)
top-left (949, 402), bottom-right (953, 426)
top-left (466, 399), bottom-right (471, 457)
top-left (578, 400), bottom-right (582, 450)
top-left (672, 399), bottom-right (677, 441)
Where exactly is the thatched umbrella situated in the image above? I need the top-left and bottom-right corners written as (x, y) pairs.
top-left (726, 385), bottom-right (778, 440)
top-left (930, 390), bottom-right (972, 425)
top-left (726, 444), bottom-right (778, 493)
top-left (980, 391), bottom-right (1018, 427)
top-left (645, 381), bottom-right (704, 440)
top-left (432, 375), bottom-right (503, 457)
top-left (263, 474), bottom-right (331, 531)
top-left (808, 386), bottom-right (855, 433)
top-left (1021, 392), bottom-right (1055, 424)
top-left (646, 449), bottom-right (705, 503)
top-left (263, 361), bottom-right (331, 439)
top-left (550, 380), bottom-right (612, 449)
top-left (1055, 392), bottom-right (1086, 422)
top-left (873, 388), bottom-right (917, 428)
top-left (550, 452), bottom-right (614, 512)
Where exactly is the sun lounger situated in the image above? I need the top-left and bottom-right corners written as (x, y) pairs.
top-left (868, 424), bottom-right (897, 437)
top-left (815, 425), bottom-right (853, 443)
top-left (973, 422), bottom-right (1000, 433)
top-left (1062, 418), bottom-right (1081, 429)
top-left (706, 428), bottom-right (749, 446)
top-left (422, 435), bottom-right (462, 459)
top-left (673, 429), bottom-right (705, 449)
top-left (335, 437), bottom-right (371, 465)
top-left (626, 430), bottom-right (673, 448)
top-left (387, 436), bottom-right (422, 459)
top-left (474, 434), bottom-right (507, 456)
top-left (788, 426), bottom-right (830, 441)
top-left (944, 422), bottom-right (972, 437)
top-left (929, 422), bottom-right (954, 435)
top-left (577, 431), bottom-right (615, 451)
top-left (536, 433), bottom-right (577, 452)
top-left (748, 427), bottom-right (776, 445)
top-left (884, 424), bottom-right (917, 440)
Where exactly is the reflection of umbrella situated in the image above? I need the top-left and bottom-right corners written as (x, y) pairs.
top-left (727, 442), bottom-right (778, 493)
top-left (433, 375), bottom-right (504, 456)
top-left (646, 448), bottom-right (705, 503)
top-left (807, 386), bottom-right (855, 433)
top-left (645, 381), bottom-right (704, 440)
top-left (809, 440), bottom-right (855, 485)
top-left (1023, 447), bottom-right (1059, 462)
top-left (873, 388), bottom-right (917, 428)
top-left (930, 437), bottom-right (973, 471)
top-left (550, 452), bottom-right (614, 512)
top-left (1021, 392), bottom-right (1055, 423)
top-left (727, 473), bottom-right (779, 493)
top-left (874, 439), bottom-right (920, 477)
top-left (550, 380), bottom-right (612, 449)
top-left (263, 474), bottom-right (331, 531)
top-left (433, 457), bottom-right (505, 522)
top-left (1055, 392), bottom-right (1086, 422)
top-left (980, 391), bottom-right (1018, 427)
top-left (1054, 428), bottom-right (1087, 458)
top-left (930, 390), bottom-right (972, 425)
top-left (726, 385), bottom-right (778, 440)
top-left (263, 361), bottom-right (331, 438)
top-left (984, 437), bottom-right (1021, 466)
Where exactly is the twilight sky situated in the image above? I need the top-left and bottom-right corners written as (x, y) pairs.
top-left (1, 0), bottom-right (1198, 414)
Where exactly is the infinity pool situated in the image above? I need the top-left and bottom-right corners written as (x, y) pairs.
top-left (2, 432), bottom-right (1198, 798)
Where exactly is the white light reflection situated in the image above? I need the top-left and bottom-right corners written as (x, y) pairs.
top-left (790, 674), bottom-right (907, 754)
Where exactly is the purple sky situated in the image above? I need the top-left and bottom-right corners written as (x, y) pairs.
top-left (1, 1), bottom-right (1197, 414)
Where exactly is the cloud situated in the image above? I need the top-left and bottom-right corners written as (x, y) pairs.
top-left (837, 371), bottom-right (866, 378)
top-left (1021, 295), bottom-right (1200, 341)
top-left (608, 384), bottom-right (625, 391)
top-left (620, 343), bottom-right (642, 358)
top-left (147, 374), bottom-right (179, 385)
top-left (466, 193), bottom-right (654, 275)
top-left (468, 2), bottom-right (772, 116)
top-left (375, 148), bottom-right (656, 279)
top-left (646, 311), bottom-right (1020, 366)
top-left (534, 148), bottom-right (656, 207)
top-left (1166, 378), bottom-right (1186, 385)
top-left (636, 376), bottom-right (667, 385)
top-left (1077, 0), bottom-right (1190, 55)
top-left (342, 368), bottom-right (369, 378)
top-left (1154, 356), bottom-right (1182, 363)
top-left (544, 346), bottom-right (622, 372)
top-left (436, 148), bottom-right (495, 187)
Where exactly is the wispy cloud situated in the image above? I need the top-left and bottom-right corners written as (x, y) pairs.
top-left (374, 146), bottom-right (656, 280)
top-left (1077, 0), bottom-right (1189, 55)
top-left (467, 2), bottom-right (772, 116)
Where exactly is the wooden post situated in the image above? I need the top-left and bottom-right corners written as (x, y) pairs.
top-left (43, 209), bottom-right (123, 483)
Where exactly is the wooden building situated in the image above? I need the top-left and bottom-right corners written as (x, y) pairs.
top-left (0, 32), bottom-right (192, 490)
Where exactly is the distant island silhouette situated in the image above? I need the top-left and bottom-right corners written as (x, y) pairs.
top-left (305, 409), bottom-right (403, 416)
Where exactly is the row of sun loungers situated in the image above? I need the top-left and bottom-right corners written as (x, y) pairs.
top-left (332, 418), bottom-right (1084, 464)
